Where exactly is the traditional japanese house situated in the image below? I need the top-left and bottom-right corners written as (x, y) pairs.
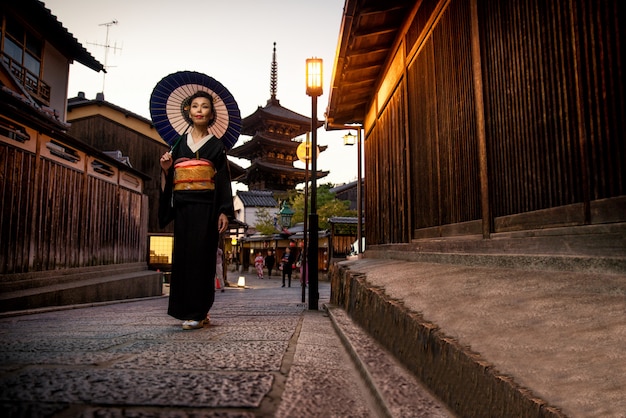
top-left (325, 1), bottom-right (625, 416)
top-left (0, 0), bottom-right (161, 311)
top-left (326, 0), bottom-right (625, 257)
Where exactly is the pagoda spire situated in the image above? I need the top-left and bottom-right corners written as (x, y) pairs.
top-left (269, 42), bottom-right (279, 104)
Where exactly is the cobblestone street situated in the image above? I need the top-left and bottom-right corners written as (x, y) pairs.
top-left (0, 271), bottom-right (451, 417)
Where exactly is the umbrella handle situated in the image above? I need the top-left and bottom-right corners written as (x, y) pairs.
top-left (169, 127), bottom-right (188, 154)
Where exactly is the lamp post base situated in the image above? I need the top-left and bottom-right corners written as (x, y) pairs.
top-left (308, 213), bottom-right (319, 310)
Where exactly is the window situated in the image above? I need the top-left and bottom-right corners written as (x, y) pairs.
top-left (46, 141), bottom-right (80, 163)
top-left (0, 117), bottom-right (29, 143)
top-left (24, 31), bottom-right (41, 76)
top-left (1, 16), bottom-right (48, 103)
top-left (3, 36), bottom-right (22, 63)
top-left (149, 236), bottom-right (173, 265)
top-left (91, 160), bottom-right (114, 177)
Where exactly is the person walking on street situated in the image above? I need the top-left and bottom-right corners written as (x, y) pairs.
top-left (297, 249), bottom-right (307, 287)
top-left (255, 252), bottom-right (264, 279)
top-left (281, 247), bottom-right (296, 288)
top-left (216, 247), bottom-right (225, 292)
top-left (265, 250), bottom-right (276, 278)
top-left (158, 90), bottom-right (233, 331)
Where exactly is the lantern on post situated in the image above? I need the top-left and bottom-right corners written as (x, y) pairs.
top-left (296, 134), bottom-right (319, 303)
top-left (343, 131), bottom-right (356, 145)
top-left (343, 128), bottom-right (363, 256)
top-left (278, 201), bottom-right (295, 229)
top-left (305, 57), bottom-right (322, 311)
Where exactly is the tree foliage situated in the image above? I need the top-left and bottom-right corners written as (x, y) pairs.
top-left (290, 183), bottom-right (356, 230)
top-left (254, 207), bottom-right (278, 235)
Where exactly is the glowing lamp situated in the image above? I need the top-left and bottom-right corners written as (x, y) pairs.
top-left (237, 276), bottom-right (246, 287)
top-left (305, 58), bottom-right (323, 97)
top-left (343, 131), bottom-right (357, 146)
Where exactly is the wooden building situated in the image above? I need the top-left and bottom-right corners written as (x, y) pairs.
top-left (66, 92), bottom-right (169, 233)
top-left (326, 0), bottom-right (625, 256)
top-left (233, 190), bottom-right (279, 232)
top-left (0, 0), bottom-right (161, 311)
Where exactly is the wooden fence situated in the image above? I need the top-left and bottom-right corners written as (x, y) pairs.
top-left (0, 138), bottom-right (148, 275)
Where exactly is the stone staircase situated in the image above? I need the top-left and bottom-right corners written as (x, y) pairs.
top-left (329, 223), bottom-right (626, 417)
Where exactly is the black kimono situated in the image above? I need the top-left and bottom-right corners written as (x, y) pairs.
top-left (159, 133), bottom-right (234, 321)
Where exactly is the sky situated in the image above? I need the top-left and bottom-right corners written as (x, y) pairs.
top-left (43, 0), bottom-right (360, 191)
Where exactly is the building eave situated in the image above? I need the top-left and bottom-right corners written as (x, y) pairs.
top-left (4, 0), bottom-right (105, 73)
top-left (0, 89), bottom-right (150, 181)
top-left (326, 0), bottom-right (415, 126)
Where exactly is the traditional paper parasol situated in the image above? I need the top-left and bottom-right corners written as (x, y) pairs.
top-left (149, 71), bottom-right (242, 150)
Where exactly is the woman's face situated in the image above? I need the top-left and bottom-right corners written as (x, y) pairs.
top-left (189, 97), bottom-right (214, 125)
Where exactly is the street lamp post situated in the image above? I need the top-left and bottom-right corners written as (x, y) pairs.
top-left (343, 128), bottom-right (363, 256)
top-left (305, 57), bottom-right (322, 310)
top-left (297, 134), bottom-right (318, 303)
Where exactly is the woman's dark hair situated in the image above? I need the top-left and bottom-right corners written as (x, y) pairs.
top-left (183, 91), bottom-right (216, 126)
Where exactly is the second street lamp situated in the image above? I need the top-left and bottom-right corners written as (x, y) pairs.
top-left (343, 128), bottom-right (363, 256)
top-left (278, 201), bottom-right (294, 229)
top-left (296, 134), bottom-right (319, 303)
top-left (305, 57), bottom-right (322, 310)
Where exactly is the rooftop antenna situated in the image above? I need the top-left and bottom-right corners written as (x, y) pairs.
top-left (87, 20), bottom-right (122, 95)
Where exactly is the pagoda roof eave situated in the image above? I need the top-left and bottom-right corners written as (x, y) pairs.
top-left (232, 160), bottom-right (329, 184)
top-left (243, 100), bottom-right (310, 125)
top-left (248, 160), bottom-right (330, 177)
top-left (241, 100), bottom-right (323, 136)
top-left (227, 157), bottom-right (246, 178)
top-left (230, 134), bottom-right (329, 158)
top-left (229, 134), bottom-right (299, 157)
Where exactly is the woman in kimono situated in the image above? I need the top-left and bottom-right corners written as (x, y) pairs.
top-left (254, 252), bottom-right (264, 279)
top-left (159, 91), bottom-right (233, 330)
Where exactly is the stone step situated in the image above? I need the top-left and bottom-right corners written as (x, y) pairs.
top-left (367, 248), bottom-right (626, 274)
top-left (0, 269), bottom-right (163, 313)
top-left (406, 224), bottom-right (625, 257)
top-left (370, 224), bottom-right (626, 274)
top-left (0, 262), bottom-right (150, 292)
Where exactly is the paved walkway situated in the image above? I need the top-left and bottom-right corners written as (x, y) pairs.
top-left (334, 258), bottom-right (626, 418)
top-left (0, 270), bottom-right (452, 417)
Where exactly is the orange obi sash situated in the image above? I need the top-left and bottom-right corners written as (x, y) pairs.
top-left (173, 160), bottom-right (216, 191)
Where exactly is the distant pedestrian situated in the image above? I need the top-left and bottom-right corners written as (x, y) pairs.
top-left (255, 252), bottom-right (264, 279)
top-left (265, 250), bottom-right (276, 277)
top-left (281, 247), bottom-right (296, 287)
top-left (230, 251), bottom-right (238, 270)
top-left (216, 247), bottom-right (225, 292)
top-left (297, 249), bottom-right (307, 286)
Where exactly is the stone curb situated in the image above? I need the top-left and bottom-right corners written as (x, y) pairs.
top-left (324, 303), bottom-right (394, 418)
top-left (325, 303), bottom-right (456, 418)
top-left (330, 264), bottom-right (568, 418)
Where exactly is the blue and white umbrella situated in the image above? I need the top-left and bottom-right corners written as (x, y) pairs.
top-left (149, 71), bottom-right (241, 150)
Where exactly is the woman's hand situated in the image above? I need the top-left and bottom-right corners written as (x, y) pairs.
top-left (160, 152), bottom-right (173, 172)
top-left (218, 213), bottom-right (229, 233)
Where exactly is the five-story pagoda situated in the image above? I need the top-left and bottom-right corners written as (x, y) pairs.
top-left (229, 43), bottom-right (327, 192)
